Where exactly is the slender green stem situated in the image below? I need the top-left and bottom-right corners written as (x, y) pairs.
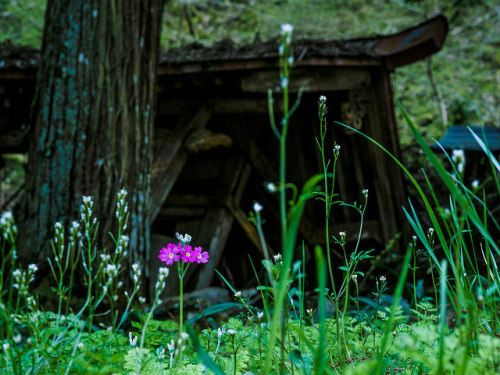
top-left (179, 275), bottom-right (184, 337)
top-left (373, 290), bottom-right (380, 354)
top-left (280, 110), bottom-right (288, 251)
top-left (318, 102), bottom-right (342, 360)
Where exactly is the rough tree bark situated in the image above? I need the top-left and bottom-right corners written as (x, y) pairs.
top-left (19, 0), bottom-right (164, 276)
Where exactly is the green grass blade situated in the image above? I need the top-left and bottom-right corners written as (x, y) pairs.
top-left (373, 245), bottom-right (412, 375)
top-left (314, 245), bottom-right (327, 375)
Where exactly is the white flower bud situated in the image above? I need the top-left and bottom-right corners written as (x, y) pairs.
top-left (280, 23), bottom-right (293, 36)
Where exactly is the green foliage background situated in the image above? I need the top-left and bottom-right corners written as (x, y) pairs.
top-left (0, 0), bottom-right (498, 157)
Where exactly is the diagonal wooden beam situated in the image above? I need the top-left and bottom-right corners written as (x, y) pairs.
top-left (150, 105), bottom-right (212, 223)
top-left (194, 207), bottom-right (234, 290)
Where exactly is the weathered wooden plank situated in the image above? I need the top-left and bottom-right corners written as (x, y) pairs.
top-left (233, 163), bottom-right (252, 204)
top-left (150, 150), bottom-right (188, 223)
top-left (165, 194), bottom-right (227, 207)
top-left (178, 156), bottom-right (243, 183)
top-left (211, 98), bottom-right (269, 114)
top-left (158, 206), bottom-right (206, 218)
top-left (150, 105), bottom-right (212, 222)
top-left (363, 71), bottom-right (407, 246)
top-left (162, 158), bottom-right (247, 209)
top-left (227, 200), bottom-right (274, 257)
top-left (195, 207), bottom-right (234, 289)
top-left (157, 98), bottom-right (269, 115)
top-left (224, 124), bottom-right (278, 182)
top-left (241, 68), bottom-right (371, 93)
top-left (185, 128), bottom-right (232, 154)
top-left (217, 157), bottom-right (246, 199)
top-left (226, 161), bottom-right (274, 256)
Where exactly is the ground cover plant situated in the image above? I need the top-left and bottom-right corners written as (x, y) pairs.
top-left (1, 23), bottom-right (500, 375)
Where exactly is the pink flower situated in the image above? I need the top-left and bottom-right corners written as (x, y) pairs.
top-left (194, 247), bottom-right (209, 264)
top-left (180, 244), bottom-right (198, 263)
top-left (158, 243), bottom-right (180, 265)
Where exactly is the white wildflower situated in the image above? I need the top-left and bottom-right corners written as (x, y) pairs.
top-left (167, 339), bottom-right (175, 353)
top-left (234, 291), bottom-right (241, 299)
top-left (339, 231), bottom-right (346, 243)
top-left (26, 296), bottom-right (35, 307)
top-left (28, 264), bottom-right (38, 273)
top-left (451, 149), bottom-right (465, 163)
top-left (0, 211), bottom-right (13, 226)
top-left (119, 235), bottom-right (129, 246)
top-left (217, 325), bottom-right (226, 339)
top-left (175, 232), bottom-right (192, 244)
top-left (334, 144), bottom-right (341, 155)
top-left (280, 77), bottom-right (288, 89)
top-left (82, 196), bottom-right (92, 204)
top-left (105, 264), bottom-right (117, 278)
top-left (158, 267), bottom-right (169, 281)
top-left (128, 332), bottom-right (138, 346)
top-left (278, 45), bottom-right (284, 57)
top-left (253, 202), bottom-right (263, 213)
top-left (266, 182), bottom-right (277, 193)
top-left (280, 23), bottom-right (293, 36)
top-left (227, 329), bottom-right (236, 335)
top-left (117, 189), bottom-right (128, 199)
top-left (156, 347), bottom-right (165, 360)
top-left (452, 149), bottom-right (465, 173)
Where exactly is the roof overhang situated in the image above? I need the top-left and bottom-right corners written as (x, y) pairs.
top-left (158, 15), bottom-right (448, 75)
top-left (0, 15), bottom-right (447, 80)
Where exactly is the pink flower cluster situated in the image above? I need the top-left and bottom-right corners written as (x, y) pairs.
top-left (158, 243), bottom-right (209, 266)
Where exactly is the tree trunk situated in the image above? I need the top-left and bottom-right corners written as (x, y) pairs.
top-left (19, 0), bottom-right (164, 277)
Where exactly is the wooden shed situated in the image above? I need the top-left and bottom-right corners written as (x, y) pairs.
top-left (0, 16), bottom-right (447, 293)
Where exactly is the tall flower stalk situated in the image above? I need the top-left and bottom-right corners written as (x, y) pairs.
top-left (263, 23), bottom-right (324, 373)
top-left (158, 233), bottom-right (209, 365)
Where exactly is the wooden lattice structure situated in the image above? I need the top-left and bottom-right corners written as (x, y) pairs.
top-left (0, 16), bottom-right (448, 295)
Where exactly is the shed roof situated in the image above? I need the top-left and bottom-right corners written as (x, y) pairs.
top-left (0, 15), bottom-right (447, 79)
top-left (431, 126), bottom-right (500, 151)
top-left (159, 15), bottom-right (447, 74)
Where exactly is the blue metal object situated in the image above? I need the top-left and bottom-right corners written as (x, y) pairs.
top-left (431, 126), bottom-right (500, 151)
